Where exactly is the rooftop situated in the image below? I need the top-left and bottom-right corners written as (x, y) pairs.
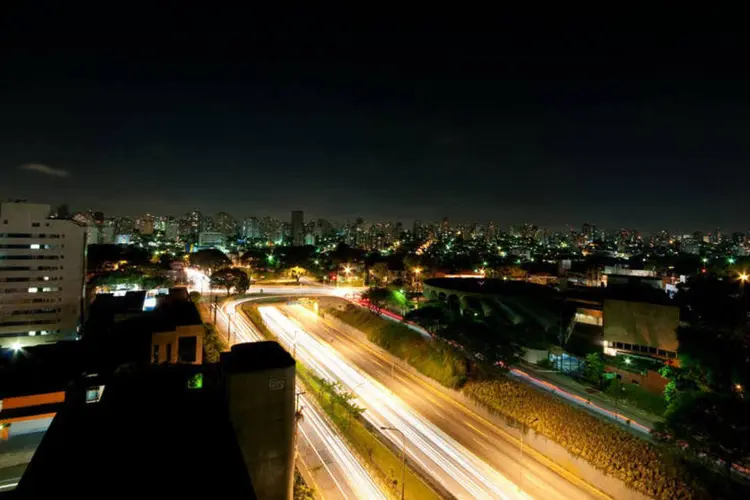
top-left (15, 365), bottom-right (256, 498)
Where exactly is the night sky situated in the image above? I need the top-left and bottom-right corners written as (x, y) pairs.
top-left (1, 17), bottom-right (748, 231)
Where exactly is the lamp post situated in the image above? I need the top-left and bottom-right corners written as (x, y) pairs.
top-left (518, 417), bottom-right (539, 491)
top-left (381, 426), bottom-right (406, 500)
top-left (348, 381), bottom-right (365, 428)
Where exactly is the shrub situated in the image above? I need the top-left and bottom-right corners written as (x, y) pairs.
top-left (464, 380), bottom-right (701, 499)
top-left (327, 306), bottom-right (467, 388)
top-left (203, 323), bottom-right (228, 363)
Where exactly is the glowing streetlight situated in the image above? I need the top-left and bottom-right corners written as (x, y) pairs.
top-left (740, 273), bottom-right (749, 283)
top-left (413, 267), bottom-right (422, 275)
top-left (343, 265), bottom-right (352, 275)
top-left (728, 257), bottom-right (736, 265)
top-left (624, 357), bottom-right (632, 365)
top-left (702, 257), bottom-right (708, 264)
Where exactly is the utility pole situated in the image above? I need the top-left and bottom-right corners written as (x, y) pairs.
top-left (381, 426), bottom-right (406, 500)
top-left (212, 294), bottom-right (218, 326)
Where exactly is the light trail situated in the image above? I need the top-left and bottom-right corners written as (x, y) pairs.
top-left (357, 298), bottom-right (652, 434)
top-left (260, 305), bottom-right (530, 500)
top-left (216, 297), bottom-right (385, 500)
top-left (298, 393), bottom-right (385, 500)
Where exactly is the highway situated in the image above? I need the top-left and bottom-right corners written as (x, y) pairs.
top-left (214, 297), bottom-right (386, 500)
top-left (260, 305), bottom-right (525, 499)
top-left (195, 271), bottom-right (611, 498)
top-left (272, 304), bottom-right (606, 500)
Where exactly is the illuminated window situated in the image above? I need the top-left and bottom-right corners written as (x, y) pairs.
top-left (30, 244), bottom-right (40, 249)
top-left (28, 287), bottom-right (38, 293)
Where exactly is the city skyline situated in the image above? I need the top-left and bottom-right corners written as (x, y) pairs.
top-left (3, 21), bottom-right (749, 231)
top-left (44, 205), bottom-right (750, 236)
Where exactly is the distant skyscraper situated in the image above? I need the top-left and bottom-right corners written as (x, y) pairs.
top-left (165, 221), bottom-right (180, 242)
top-left (135, 213), bottom-right (155, 235)
top-left (114, 216), bottom-right (134, 239)
top-left (215, 212), bottom-right (237, 239)
top-left (291, 210), bottom-right (304, 246)
top-left (179, 210), bottom-right (201, 244)
top-left (242, 217), bottom-right (260, 240)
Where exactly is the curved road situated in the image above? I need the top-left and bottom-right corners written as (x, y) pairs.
top-left (277, 304), bottom-right (606, 500)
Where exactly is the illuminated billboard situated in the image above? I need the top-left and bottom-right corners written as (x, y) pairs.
top-left (603, 299), bottom-right (679, 352)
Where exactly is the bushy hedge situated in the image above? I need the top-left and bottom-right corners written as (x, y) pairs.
top-left (326, 306), bottom-right (467, 389)
top-left (464, 380), bottom-right (701, 499)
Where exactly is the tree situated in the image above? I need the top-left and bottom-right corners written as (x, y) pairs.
top-left (440, 316), bottom-right (524, 372)
top-left (369, 262), bottom-right (389, 286)
top-left (210, 268), bottom-right (250, 296)
top-left (659, 391), bottom-right (750, 472)
top-left (190, 249), bottom-right (231, 272)
top-left (361, 287), bottom-right (390, 314)
top-left (583, 352), bottom-right (606, 389)
top-left (405, 306), bottom-right (447, 333)
top-left (294, 471), bottom-right (316, 500)
top-left (656, 281), bottom-right (750, 469)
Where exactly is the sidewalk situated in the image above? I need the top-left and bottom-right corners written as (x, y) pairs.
top-left (513, 362), bottom-right (661, 434)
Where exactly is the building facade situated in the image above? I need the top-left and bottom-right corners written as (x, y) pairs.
top-left (291, 210), bottom-right (304, 246)
top-left (0, 202), bottom-right (86, 348)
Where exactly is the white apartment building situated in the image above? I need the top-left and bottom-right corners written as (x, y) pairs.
top-left (0, 202), bottom-right (86, 348)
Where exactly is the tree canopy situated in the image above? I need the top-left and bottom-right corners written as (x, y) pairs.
top-left (190, 249), bottom-right (231, 271)
top-left (210, 268), bottom-right (250, 295)
top-left (657, 276), bottom-right (750, 468)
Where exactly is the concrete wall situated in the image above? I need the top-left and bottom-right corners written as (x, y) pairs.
top-left (151, 324), bottom-right (204, 364)
top-left (225, 344), bottom-right (296, 500)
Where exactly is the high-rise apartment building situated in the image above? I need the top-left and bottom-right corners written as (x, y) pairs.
top-left (242, 217), bottom-right (260, 240)
top-left (165, 220), bottom-right (180, 242)
top-left (214, 212), bottom-right (237, 239)
top-left (291, 210), bottom-right (304, 246)
top-left (0, 202), bottom-right (86, 348)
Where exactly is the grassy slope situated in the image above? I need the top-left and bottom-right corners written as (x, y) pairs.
top-left (324, 306), bottom-right (467, 388)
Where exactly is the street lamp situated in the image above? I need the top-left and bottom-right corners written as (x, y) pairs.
top-left (381, 426), bottom-right (406, 500)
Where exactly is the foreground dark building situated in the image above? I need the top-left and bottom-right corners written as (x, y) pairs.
top-left (10, 341), bottom-right (295, 500)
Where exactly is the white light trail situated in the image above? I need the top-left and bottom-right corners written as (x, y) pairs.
top-left (260, 306), bottom-right (530, 500)
top-left (217, 299), bottom-right (384, 499)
